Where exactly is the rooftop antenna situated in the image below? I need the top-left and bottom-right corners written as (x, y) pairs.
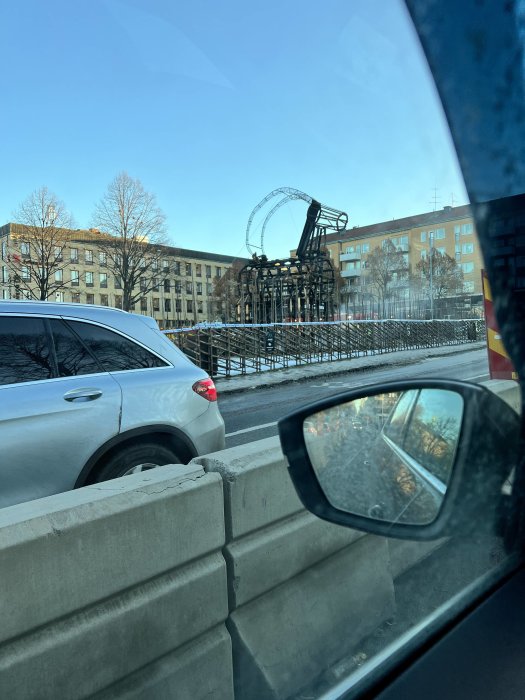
top-left (450, 192), bottom-right (457, 207)
top-left (429, 186), bottom-right (441, 212)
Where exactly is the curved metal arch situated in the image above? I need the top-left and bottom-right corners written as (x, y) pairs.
top-left (245, 187), bottom-right (312, 256)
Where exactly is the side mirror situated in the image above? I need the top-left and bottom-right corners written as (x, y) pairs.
top-left (278, 380), bottom-right (520, 540)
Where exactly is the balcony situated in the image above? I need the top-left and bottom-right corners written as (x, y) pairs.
top-left (341, 268), bottom-right (362, 278)
top-left (340, 252), bottom-right (361, 262)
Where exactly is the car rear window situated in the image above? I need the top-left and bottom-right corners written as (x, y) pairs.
top-left (66, 320), bottom-right (168, 371)
top-left (49, 319), bottom-right (103, 377)
top-left (0, 316), bottom-right (53, 385)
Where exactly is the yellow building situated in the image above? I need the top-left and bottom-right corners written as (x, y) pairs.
top-left (321, 204), bottom-right (483, 319)
top-left (0, 223), bottom-right (247, 328)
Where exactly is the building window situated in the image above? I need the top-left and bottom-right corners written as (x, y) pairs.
top-left (196, 264), bottom-right (202, 277)
top-left (186, 282), bottom-right (193, 294)
top-left (205, 265), bottom-right (212, 278)
top-left (140, 278), bottom-right (147, 292)
top-left (114, 275), bottom-right (122, 289)
top-left (420, 250), bottom-right (427, 260)
top-left (454, 225), bottom-right (461, 235)
top-left (185, 263), bottom-right (192, 276)
top-left (2, 266), bottom-right (8, 283)
top-left (140, 298), bottom-right (148, 312)
top-left (436, 247), bottom-right (446, 255)
top-left (455, 252), bottom-right (461, 261)
top-left (152, 259), bottom-right (158, 271)
top-left (54, 246), bottom-right (63, 261)
top-left (362, 243), bottom-right (370, 253)
top-left (20, 242), bottom-right (30, 256)
top-left (86, 271), bottom-right (94, 287)
top-left (86, 293), bottom-right (95, 304)
top-left (55, 269), bottom-right (63, 282)
top-left (139, 257), bottom-right (146, 269)
top-left (100, 273), bottom-right (108, 288)
top-left (99, 251), bottom-right (107, 266)
top-left (70, 248), bottom-right (78, 262)
top-left (187, 300), bottom-right (193, 313)
top-left (462, 243), bottom-right (474, 254)
top-left (196, 282), bottom-right (203, 295)
top-left (71, 269), bottom-right (79, 286)
top-left (206, 283), bottom-right (212, 295)
top-left (151, 277), bottom-right (159, 291)
top-left (153, 298), bottom-right (160, 312)
top-left (216, 267), bottom-right (222, 278)
top-left (174, 261), bottom-right (181, 275)
top-left (100, 294), bottom-right (109, 306)
top-left (2, 289), bottom-right (9, 299)
top-left (20, 266), bottom-right (30, 280)
top-left (162, 259), bottom-right (170, 273)
top-left (461, 223), bottom-right (473, 235)
top-left (434, 228), bottom-right (446, 240)
top-left (164, 298), bottom-right (171, 312)
top-left (85, 249), bottom-right (93, 264)
top-left (164, 279), bottom-right (170, 293)
top-left (175, 299), bottom-right (182, 312)
top-left (71, 292), bottom-right (81, 304)
top-left (1, 241), bottom-right (6, 259)
top-left (462, 262), bottom-right (475, 273)
top-left (420, 231), bottom-right (427, 242)
top-left (115, 295), bottom-right (123, 309)
top-left (175, 281), bottom-right (182, 294)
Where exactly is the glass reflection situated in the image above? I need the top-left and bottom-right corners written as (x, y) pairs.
top-left (303, 389), bottom-right (464, 526)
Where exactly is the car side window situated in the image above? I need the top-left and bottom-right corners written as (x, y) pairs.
top-left (49, 320), bottom-right (104, 377)
top-left (403, 389), bottom-right (464, 484)
top-left (66, 320), bottom-right (168, 371)
top-left (383, 390), bottom-right (418, 443)
top-left (0, 316), bottom-right (54, 385)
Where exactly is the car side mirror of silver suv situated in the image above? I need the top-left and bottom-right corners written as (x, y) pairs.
top-left (278, 380), bottom-right (521, 540)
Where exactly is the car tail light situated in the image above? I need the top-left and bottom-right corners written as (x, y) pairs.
top-left (192, 378), bottom-right (218, 402)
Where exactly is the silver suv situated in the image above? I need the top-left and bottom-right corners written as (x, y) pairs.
top-left (0, 301), bottom-right (225, 508)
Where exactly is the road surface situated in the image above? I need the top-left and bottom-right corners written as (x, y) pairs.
top-left (220, 349), bottom-right (489, 448)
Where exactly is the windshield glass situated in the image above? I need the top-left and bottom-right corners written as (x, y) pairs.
top-left (0, 1), bottom-right (520, 699)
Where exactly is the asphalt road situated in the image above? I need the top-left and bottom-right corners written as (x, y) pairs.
top-left (220, 348), bottom-right (489, 448)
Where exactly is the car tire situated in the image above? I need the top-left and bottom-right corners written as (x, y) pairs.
top-left (94, 443), bottom-right (182, 482)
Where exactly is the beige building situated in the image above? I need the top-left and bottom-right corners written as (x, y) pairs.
top-left (321, 204), bottom-right (484, 318)
top-left (0, 223), bottom-right (246, 329)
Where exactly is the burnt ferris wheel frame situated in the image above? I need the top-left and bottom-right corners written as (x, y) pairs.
top-left (239, 188), bottom-right (348, 324)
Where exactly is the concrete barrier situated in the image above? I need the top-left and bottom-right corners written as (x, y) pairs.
top-left (3, 376), bottom-right (519, 699)
top-left (195, 438), bottom-right (397, 700)
top-left (0, 464), bottom-right (233, 700)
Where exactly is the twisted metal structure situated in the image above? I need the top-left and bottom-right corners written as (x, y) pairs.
top-left (240, 188), bottom-right (348, 324)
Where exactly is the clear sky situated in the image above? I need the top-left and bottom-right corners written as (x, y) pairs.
top-left (0, 0), bottom-right (467, 259)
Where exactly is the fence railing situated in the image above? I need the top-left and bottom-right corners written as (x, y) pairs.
top-left (164, 319), bottom-right (484, 378)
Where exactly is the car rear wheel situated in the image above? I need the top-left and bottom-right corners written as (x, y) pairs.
top-left (94, 443), bottom-right (182, 482)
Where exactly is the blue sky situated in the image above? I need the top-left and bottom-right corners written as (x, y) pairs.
top-left (0, 0), bottom-right (467, 258)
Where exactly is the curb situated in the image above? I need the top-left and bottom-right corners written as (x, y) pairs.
top-left (214, 342), bottom-right (487, 395)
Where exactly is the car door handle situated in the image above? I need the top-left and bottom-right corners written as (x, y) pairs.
top-left (63, 388), bottom-right (103, 402)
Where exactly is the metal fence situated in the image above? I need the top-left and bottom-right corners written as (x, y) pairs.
top-left (164, 319), bottom-right (485, 378)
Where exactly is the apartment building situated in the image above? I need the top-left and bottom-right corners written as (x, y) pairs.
top-left (321, 204), bottom-right (484, 318)
top-left (0, 223), bottom-right (246, 328)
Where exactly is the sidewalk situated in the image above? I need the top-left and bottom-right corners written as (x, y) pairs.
top-left (214, 341), bottom-right (487, 394)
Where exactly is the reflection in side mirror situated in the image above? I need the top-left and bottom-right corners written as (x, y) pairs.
top-left (278, 379), bottom-right (521, 540)
top-left (303, 389), bottom-right (463, 526)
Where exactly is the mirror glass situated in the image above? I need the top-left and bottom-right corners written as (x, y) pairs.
top-left (303, 389), bottom-right (464, 525)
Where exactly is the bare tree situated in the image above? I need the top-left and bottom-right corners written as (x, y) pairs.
top-left (211, 259), bottom-right (244, 322)
top-left (6, 187), bottom-right (74, 300)
top-left (365, 240), bottom-right (408, 318)
top-left (92, 172), bottom-right (167, 311)
top-left (416, 250), bottom-right (464, 316)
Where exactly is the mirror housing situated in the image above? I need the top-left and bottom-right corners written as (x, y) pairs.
top-left (278, 380), bottom-right (520, 540)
